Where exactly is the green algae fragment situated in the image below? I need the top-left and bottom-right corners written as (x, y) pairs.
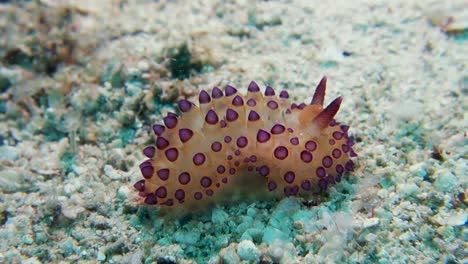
top-left (262, 227), bottom-right (289, 245)
top-left (451, 29), bottom-right (468, 43)
top-left (319, 61), bottom-right (338, 69)
top-left (118, 128), bottom-right (135, 147)
top-left (167, 44), bottom-right (203, 80)
top-left (174, 230), bottom-right (200, 246)
top-left (380, 176), bottom-right (394, 189)
top-left (42, 112), bottom-right (68, 141)
top-left (60, 150), bottom-right (75, 175)
top-left (101, 62), bottom-right (124, 88)
top-left (435, 172), bottom-right (458, 192)
top-left (0, 74), bottom-right (12, 93)
top-left (3, 48), bottom-right (33, 70)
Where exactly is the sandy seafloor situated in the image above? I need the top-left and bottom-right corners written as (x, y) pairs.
top-left (0, 0), bottom-right (467, 263)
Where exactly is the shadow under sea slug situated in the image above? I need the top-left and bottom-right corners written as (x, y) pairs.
top-left (133, 76), bottom-right (357, 209)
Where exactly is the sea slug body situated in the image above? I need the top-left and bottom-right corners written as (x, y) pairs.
top-left (134, 77), bottom-right (357, 207)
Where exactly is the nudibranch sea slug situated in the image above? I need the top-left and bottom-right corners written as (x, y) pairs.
top-left (133, 77), bottom-right (357, 208)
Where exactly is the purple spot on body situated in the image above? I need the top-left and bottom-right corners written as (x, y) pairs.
top-left (300, 151), bottom-right (313, 163)
top-left (287, 128), bottom-right (294, 133)
top-left (257, 129), bottom-right (271, 143)
top-left (156, 186), bottom-right (167, 198)
top-left (193, 153), bottom-right (206, 166)
top-left (291, 103), bottom-right (298, 109)
top-left (259, 165), bottom-right (270, 176)
top-left (224, 135), bottom-right (232, 143)
top-left (232, 95), bottom-right (244, 106)
top-left (250, 155), bottom-right (257, 162)
top-left (162, 199), bottom-right (174, 206)
top-left (336, 164), bottom-right (344, 174)
top-left (229, 168), bottom-right (236, 175)
top-left (133, 180), bottom-right (145, 191)
top-left (265, 86), bottom-right (275, 96)
top-left (175, 189), bottom-right (185, 201)
top-left (333, 131), bottom-right (343, 140)
top-left (139, 160), bottom-right (151, 169)
top-left (301, 180), bottom-right (311, 190)
top-left (341, 125), bottom-right (349, 132)
top-left (178, 172), bottom-right (191, 185)
top-left (284, 171), bottom-right (295, 184)
top-left (247, 98), bottom-right (256, 107)
top-left (205, 109), bottom-right (219, 125)
top-left (329, 139), bottom-right (335, 145)
top-left (345, 160), bottom-right (354, 171)
top-left (326, 175), bottom-right (335, 184)
top-left (322, 156), bottom-right (333, 168)
top-left (227, 155), bottom-right (232, 160)
top-left (234, 161), bottom-right (240, 167)
top-left (226, 108), bottom-right (239, 122)
top-left (305, 140), bottom-right (317, 151)
top-left (248, 110), bottom-right (260, 121)
top-left (143, 146), bottom-right (155, 158)
top-left (144, 193), bottom-right (157, 205)
top-left (206, 189), bottom-right (214, 196)
top-left (157, 168), bottom-right (169, 180)
top-left (271, 124), bottom-right (285, 134)
top-left (237, 136), bottom-right (248, 148)
top-left (268, 181), bottom-right (277, 191)
top-left (290, 137), bottom-right (299, 145)
top-left (316, 167), bottom-right (326, 178)
top-left (212, 87), bottom-right (223, 98)
top-left (217, 165), bottom-right (225, 174)
top-left (211, 141), bottom-right (222, 152)
top-left (165, 148), bottom-right (179, 161)
top-left (140, 164), bottom-right (154, 179)
top-left (342, 144), bottom-right (350, 153)
top-left (179, 128), bottom-right (194, 143)
top-left (248, 81), bottom-right (260, 92)
top-left (163, 115), bottom-right (177, 128)
top-left (199, 90), bottom-right (211, 104)
top-left (194, 192), bottom-right (202, 200)
top-left (220, 120), bottom-right (227, 128)
top-left (332, 149), bottom-right (342, 159)
top-left (279, 90), bottom-right (289, 99)
top-left (200, 176), bottom-right (212, 188)
top-left (156, 137), bottom-right (169, 150)
top-left (178, 99), bottom-right (193, 112)
top-left (222, 178), bottom-right (228, 184)
top-left (350, 150), bottom-right (358, 157)
top-left (285, 109), bottom-right (292, 114)
top-left (319, 179), bottom-right (328, 190)
top-left (225, 85), bottom-right (237, 96)
top-left (298, 103), bottom-right (306, 110)
top-left (291, 186), bottom-right (299, 195)
top-left (152, 124), bottom-right (165, 136)
top-left (267, 100), bottom-right (278, 110)
top-left (274, 146), bottom-right (288, 160)
top-left (235, 149), bottom-right (241, 156)
top-left (335, 174), bottom-right (342, 182)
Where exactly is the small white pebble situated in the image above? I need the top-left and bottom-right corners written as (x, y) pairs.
top-left (97, 250), bottom-right (106, 261)
top-left (104, 165), bottom-right (122, 180)
top-left (362, 217), bottom-right (380, 228)
top-left (237, 240), bottom-right (261, 261)
top-left (137, 60), bottom-right (150, 71)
